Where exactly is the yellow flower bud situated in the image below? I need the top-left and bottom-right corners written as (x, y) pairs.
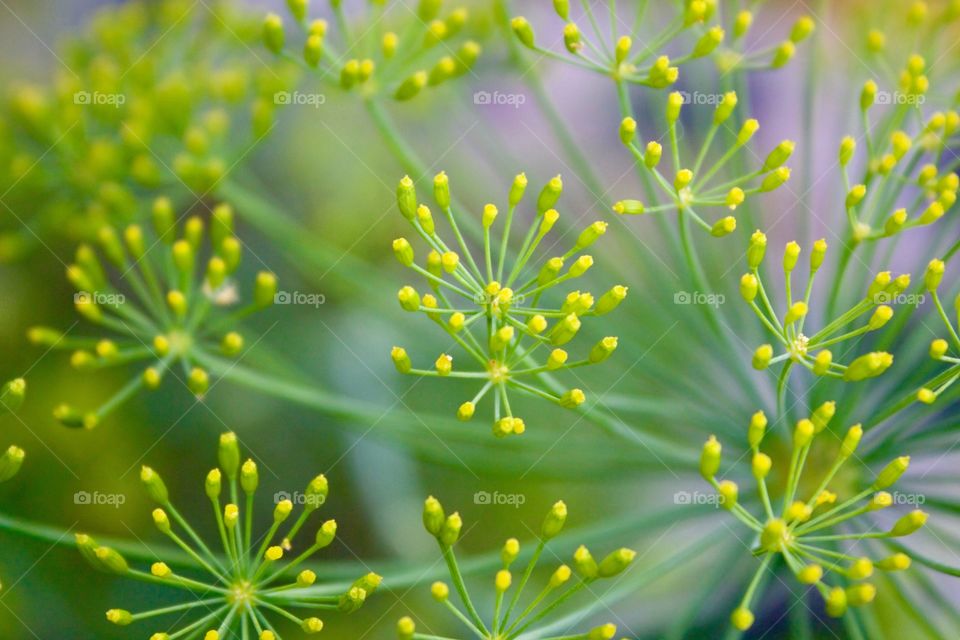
top-left (874, 456), bottom-right (910, 489)
top-left (559, 389), bottom-right (585, 408)
top-left (730, 607), bottom-right (754, 631)
top-left (748, 410), bottom-right (767, 449)
top-left (752, 452), bottom-right (772, 479)
top-left (890, 510), bottom-right (927, 536)
top-left (784, 301), bottom-right (808, 324)
top-left (619, 117), bottom-right (636, 145)
top-left (511, 16), bottom-right (535, 48)
top-left (793, 419), bottom-right (814, 448)
top-left (644, 141), bottom-right (663, 168)
top-left (797, 564), bottom-right (822, 584)
top-left (613, 199), bottom-right (645, 215)
top-left (747, 230), bottom-right (767, 269)
top-left (700, 435), bottom-right (721, 480)
top-left (711, 216), bottom-right (737, 237)
top-left (435, 353), bottom-right (453, 376)
top-left (740, 274), bottom-right (758, 301)
top-left (752, 344), bottom-right (773, 370)
top-left (718, 480), bottom-right (738, 510)
top-left (840, 424), bottom-right (863, 458)
top-left (542, 500), bottom-right (567, 539)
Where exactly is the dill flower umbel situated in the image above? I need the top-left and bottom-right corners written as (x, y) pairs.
top-left (859, 2), bottom-right (959, 101)
top-left (701, 406), bottom-right (925, 630)
top-left (263, 0), bottom-right (480, 103)
top-left (0, 0), bottom-right (288, 259)
top-left (28, 201), bottom-right (277, 428)
top-left (509, 2), bottom-right (811, 85)
top-left (835, 69), bottom-right (956, 245)
top-left (397, 497), bottom-right (632, 640)
top-left (740, 232), bottom-right (901, 388)
top-left (615, 92), bottom-right (791, 237)
top-left (711, 10), bottom-right (814, 73)
top-left (78, 431), bottom-right (379, 638)
top-left (390, 172), bottom-right (625, 436)
top-left (916, 259), bottom-right (960, 404)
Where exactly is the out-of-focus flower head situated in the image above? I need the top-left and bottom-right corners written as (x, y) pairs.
top-left (390, 172), bottom-right (626, 437)
top-left (263, 0), bottom-right (481, 102)
top-left (615, 92), bottom-right (791, 237)
top-left (509, 2), bottom-right (813, 84)
top-left (79, 431), bottom-right (379, 638)
top-left (860, 2), bottom-right (960, 91)
top-left (712, 8), bottom-right (815, 73)
top-left (29, 200), bottom-right (277, 429)
top-left (397, 497), bottom-right (632, 640)
top-left (701, 406), bottom-right (925, 631)
top-left (0, 0), bottom-right (295, 260)
top-left (835, 68), bottom-right (957, 245)
top-left (740, 232), bottom-right (903, 387)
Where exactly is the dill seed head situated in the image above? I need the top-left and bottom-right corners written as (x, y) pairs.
top-left (702, 405), bottom-right (924, 630)
top-left (389, 172), bottom-right (625, 436)
top-left (407, 497), bottom-right (631, 639)
top-left (78, 432), bottom-right (378, 637)
top-left (32, 203), bottom-right (277, 429)
top-left (264, 1), bottom-right (480, 103)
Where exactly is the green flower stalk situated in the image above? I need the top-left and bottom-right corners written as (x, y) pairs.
top-left (740, 232), bottom-right (902, 389)
top-left (28, 201), bottom-right (277, 428)
top-left (615, 92), bottom-right (792, 237)
top-left (701, 406), bottom-right (925, 631)
top-left (397, 497), bottom-right (632, 640)
top-left (916, 259), bottom-right (960, 404)
top-left (79, 431), bottom-right (379, 639)
top-left (263, 0), bottom-right (480, 103)
top-left (0, 0), bottom-right (290, 260)
top-left (390, 172), bottom-right (626, 437)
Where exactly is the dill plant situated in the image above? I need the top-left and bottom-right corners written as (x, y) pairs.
top-left (0, 1), bottom-right (958, 639)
